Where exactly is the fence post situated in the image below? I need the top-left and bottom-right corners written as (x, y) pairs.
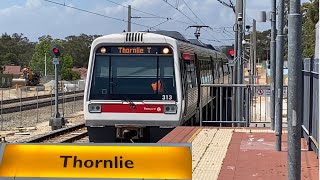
top-left (36, 89), bottom-right (39, 123)
top-left (19, 88), bottom-right (22, 127)
top-left (199, 86), bottom-right (203, 127)
top-left (219, 86), bottom-right (223, 127)
top-left (73, 84), bottom-right (76, 113)
top-left (1, 89), bottom-right (3, 130)
top-left (245, 87), bottom-right (249, 127)
top-left (50, 86), bottom-right (53, 117)
top-left (307, 58), bottom-right (314, 150)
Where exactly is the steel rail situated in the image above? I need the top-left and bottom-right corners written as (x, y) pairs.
top-left (23, 123), bottom-right (86, 143)
top-left (60, 131), bottom-right (88, 143)
top-left (1, 90), bottom-right (84, 105)
top-left (1, 93), bottom-right (83, 114)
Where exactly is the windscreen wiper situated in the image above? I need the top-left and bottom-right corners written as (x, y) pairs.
top-left (122, 97), bottom-right (136, 109)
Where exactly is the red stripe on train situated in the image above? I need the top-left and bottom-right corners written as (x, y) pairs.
top-left (101, 104), bottom-right (164, 113)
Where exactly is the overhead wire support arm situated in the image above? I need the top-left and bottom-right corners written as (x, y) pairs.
top-left (186, 25), bottom-right (213, 39)
top-left (146, 18), bottom-right (172, 31)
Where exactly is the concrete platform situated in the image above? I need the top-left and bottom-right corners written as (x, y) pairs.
top-left (158, 127), bottom-right (319, 180)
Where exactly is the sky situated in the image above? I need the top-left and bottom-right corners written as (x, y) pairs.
top-left (0, 0), bottom-right (310, 46)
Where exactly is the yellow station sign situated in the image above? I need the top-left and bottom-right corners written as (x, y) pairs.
top-left (0, 143), bottom-right (192, 179)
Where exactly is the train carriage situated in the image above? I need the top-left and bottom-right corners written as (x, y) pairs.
top-left (84, 31), bottom-right (229, 143)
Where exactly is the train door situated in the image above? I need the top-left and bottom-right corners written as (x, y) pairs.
top-left (181, 51), bottom-right (198, 121)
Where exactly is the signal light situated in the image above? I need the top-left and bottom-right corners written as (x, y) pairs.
top-left (228, 49), bottom-right (235, 57)
top-left (50, 45), bottom-right (63, 58)
top-left (53, 48), bottom-right (59, 54)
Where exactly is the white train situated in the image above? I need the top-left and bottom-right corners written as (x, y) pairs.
top-left (84, 31), bottom-right (230, 143)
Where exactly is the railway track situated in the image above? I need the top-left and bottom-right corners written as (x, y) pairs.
top-left (0, 92), bottom-right (84, 114)
top-left (23, 123), bottom-right (87, 143)
top-left (1, 90), bottom-right (84, 105)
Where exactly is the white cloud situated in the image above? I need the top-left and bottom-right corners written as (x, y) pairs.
top-left (26, 0), bottom-right (41, 9)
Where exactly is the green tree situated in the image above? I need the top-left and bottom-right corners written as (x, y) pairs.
top-left (301, 0), bottom-right (319, 58)
top-left (30, 35), bottom-right (65, 75)
top-left (244, 29), bottom-right (271, 62)
top-left (0, 33), bottom-right (35, 67)
top-left (62, 34), bottom-right (101, 68)
top-left (30, 35), bottom-right (55, 75)
top-left (60, 54), bottom-right (75, 81)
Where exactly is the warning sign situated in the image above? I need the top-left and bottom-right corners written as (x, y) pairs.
top-left (254, 86), bottom-right (287, 97)
top-left (257, 89), bottom-right (264, 95)
top-left (255, 87), bottom-right (270, 96)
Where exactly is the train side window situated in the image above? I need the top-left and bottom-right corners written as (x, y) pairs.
top-left (214, 61), bottom-right (219, 79)
top-left (223, 64), bottom-right (227, 75)
top-left (219, 62), bottom-right (223, 78)
top-left (185, 60), bottom-right (197, 88)
top-left (207, 60), bottom-right (211, 82)
top-left (199, 59), bottom-right (204, 84)
top-left (180, 58), bottom-right (186, 98)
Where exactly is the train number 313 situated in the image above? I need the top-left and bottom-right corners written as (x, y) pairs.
top-left (162, 95), bottom-right (172, 100)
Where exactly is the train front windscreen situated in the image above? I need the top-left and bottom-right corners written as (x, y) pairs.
top-left (89, 46), bottom-right (177, 101)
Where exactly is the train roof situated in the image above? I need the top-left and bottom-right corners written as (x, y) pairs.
top-left (141, 30), bottom-right (188, 42)
top-left (140, 30), bottom-right (219, 51)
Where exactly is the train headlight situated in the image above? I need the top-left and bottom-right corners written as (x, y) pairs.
top-left (88, 104), bottom-right (101, 113)
top-left (100, 47), bottom-right (107, 53)
top-left (164, 105), bottom-right (177, 114)
top-left (162, 48), bottom-right (169, 54)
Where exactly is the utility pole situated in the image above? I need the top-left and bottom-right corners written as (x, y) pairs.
top-left (242, 0), bottom-right (246, 38)
top-left (275, 0), bottom-right (285, 151)
top-left (287, 0), bottom-right (302, 178)
top-left (270, 0), bottom-right (277, 130)
top-left (253, 19), bottom-right (257, 84)
top-left (127, 5), bottom-right (131, 32)
top-left (44, 53), bottom-right (47, 77)
top-left (236, 0), bottom-right (244, 122)
top-left (231, 0), bottom-right (239, 127)
top-left (249, 33), bottom-right (253, 85)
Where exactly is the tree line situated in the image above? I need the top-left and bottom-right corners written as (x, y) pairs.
top-left (0, 33), bottom-right (102, 80)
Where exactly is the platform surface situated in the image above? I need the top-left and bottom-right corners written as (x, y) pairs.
top-left (158, 127), bottom-right (319, 180)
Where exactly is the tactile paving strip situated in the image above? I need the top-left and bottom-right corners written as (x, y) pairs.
top-left (191, 129), bottom-right (233, 180)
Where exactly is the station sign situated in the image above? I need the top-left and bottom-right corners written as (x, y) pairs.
top-left (255, 86), bottom-right (287, 98)
top-left (0, 143), bottom-right (191, 179)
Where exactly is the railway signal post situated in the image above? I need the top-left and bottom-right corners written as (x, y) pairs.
top-left (49, 45), bottom-right (65, 131)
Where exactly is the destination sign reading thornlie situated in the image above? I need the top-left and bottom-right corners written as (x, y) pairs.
top-left (97, 46), bottom-right (171, 55)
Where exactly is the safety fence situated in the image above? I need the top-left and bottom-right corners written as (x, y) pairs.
top-left (0, 81), bottom-right (85, 131)
top-left (302, 58), bottom-right (319, 154)
top-left (0, 80), bottom-right (85, 100)
top-left (198, 84), bottom-right (288, 127)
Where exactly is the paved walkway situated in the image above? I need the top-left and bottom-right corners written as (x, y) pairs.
top-left (158, 127), bottom-right (319, 180)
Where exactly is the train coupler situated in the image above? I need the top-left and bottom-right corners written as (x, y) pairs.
top-left (115, 125), bottom-right (144, 140)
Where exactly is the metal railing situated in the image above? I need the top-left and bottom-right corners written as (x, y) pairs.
top-left (0, 81), bottom-right (85, 131)
top-left (302, 58), bottom-right (319, 154)
top-left (199, 84), bottom-right (288, 127)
